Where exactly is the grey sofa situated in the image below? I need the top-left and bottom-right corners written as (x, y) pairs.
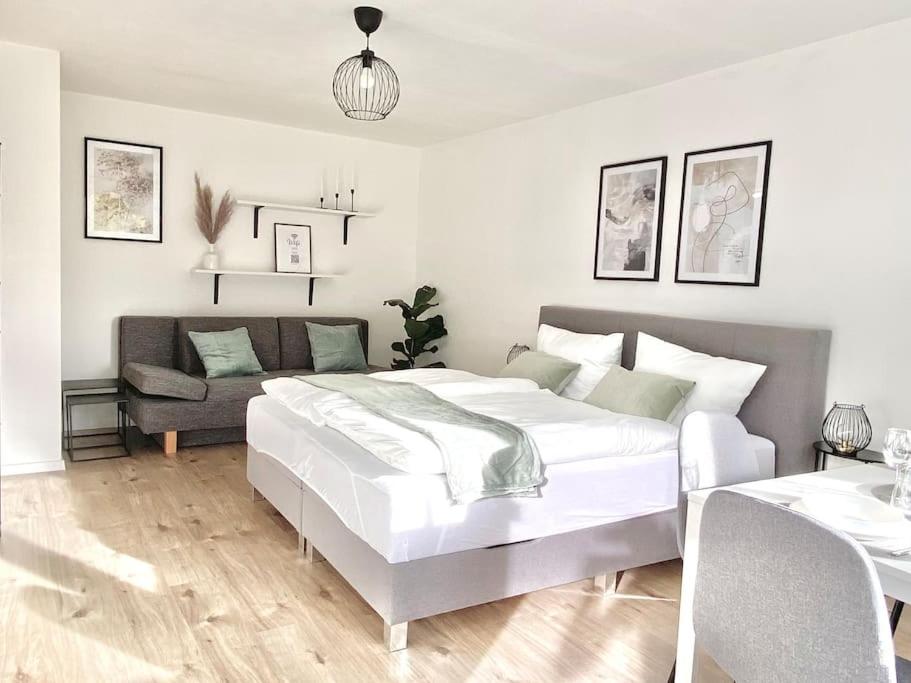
top-left (119, 316), bottom-right (379, 454)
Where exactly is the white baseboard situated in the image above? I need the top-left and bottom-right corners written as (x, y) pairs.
top-left (1, 459), bottom-right (66, 477)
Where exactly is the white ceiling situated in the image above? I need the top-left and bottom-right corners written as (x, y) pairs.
top-left (3, 1), bottom-right (910, 146)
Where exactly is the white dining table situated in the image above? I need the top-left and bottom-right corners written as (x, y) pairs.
top-left (674, 462), bottom-right (911, 682)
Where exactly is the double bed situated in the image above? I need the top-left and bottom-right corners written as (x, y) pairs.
top-left (246, 306), bottom-right (831, 650)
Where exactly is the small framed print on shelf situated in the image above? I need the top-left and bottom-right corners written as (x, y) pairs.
top-left (274, 223), bottom-right (312, 273)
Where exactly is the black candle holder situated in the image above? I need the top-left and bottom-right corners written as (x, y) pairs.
top-left (822, 402), bottom-right (872, 455)
top-left (334, 192), bottom-right (339, 210)
top-left (319, 196), bottom-right (324, 209)
top-left (350, 188), bottom-right (355, 212)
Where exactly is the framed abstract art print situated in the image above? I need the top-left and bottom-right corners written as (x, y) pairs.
top-left (593, 156), bottom-right (667, 281)
top-left (85, 137), bottom-right (163, 242)
top-left (675, 140), bottom-right (772, 286)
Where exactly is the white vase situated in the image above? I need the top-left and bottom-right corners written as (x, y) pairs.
top-left (202, 243), bottom-right (219, 270)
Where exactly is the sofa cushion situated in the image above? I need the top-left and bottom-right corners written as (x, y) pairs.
top-left (123, 362), bottom-right (208, 401)
top-left (126, 366), bottom-right (386, 434)
top-left (119, 317), bottom-right (177, 374)
top-left (203, 367), bottom-right (386, 403)
top-left (188, 327), bottom-right (265, 378)
top-left (278, 317), bottom-right (368, 370)
top-left (177, 317), bottom-right (281, 374)
top-left (126, 388), bottom-right (246, 433)
top-left (306, 322), bottom-right (368, 372)
top-left (203, 370), bottom-right (298, 403)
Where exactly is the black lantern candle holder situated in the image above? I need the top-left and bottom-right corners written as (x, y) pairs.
top-left (822, 402), bottom-right (872, 455)
top-left (506, 344), bottom-right (530, 364)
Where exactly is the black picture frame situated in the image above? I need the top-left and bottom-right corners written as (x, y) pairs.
top-left (674, 140), bottom-right (772, 286)
top-left (274, 222), bottom-right (313, 273)
top-left (593, 156), bottom-right (667, 281)
top-left (84, 137), bottom-right (163, 243)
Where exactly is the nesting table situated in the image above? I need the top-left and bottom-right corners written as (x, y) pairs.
top-left (62, 378), bottom-right (131, 461)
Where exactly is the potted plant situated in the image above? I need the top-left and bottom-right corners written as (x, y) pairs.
top-left (384, 285), bottom-right (448, 369)
top-left (194, 173), bottom-right (235, 270)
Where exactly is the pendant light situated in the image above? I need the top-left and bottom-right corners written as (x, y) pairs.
top-left (332, 7), bottom-right (400, 121)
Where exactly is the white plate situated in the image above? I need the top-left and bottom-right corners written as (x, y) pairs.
top-left (791, 492), bottom-right (911, 541)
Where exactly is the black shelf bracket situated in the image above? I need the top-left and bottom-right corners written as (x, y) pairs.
top-left (203, 271), bottom-right (320, 306)
top-left (252, 205), bottom-right (264, 239)
top-left (343, 215), bottom-right (353, 245)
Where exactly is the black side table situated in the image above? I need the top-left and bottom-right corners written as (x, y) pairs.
top-left (62, 378), bottom-right (132, 461)
top-left (813, 440), bottom-right (884, 472)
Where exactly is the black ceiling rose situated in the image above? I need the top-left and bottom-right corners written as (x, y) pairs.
top-left (354, 6), bottom-right (383, 35)
top-left (332, 6), bottom-right (400, 121)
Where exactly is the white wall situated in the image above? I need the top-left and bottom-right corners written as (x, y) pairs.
top-left (62, 93), bottom-right (420, 427)
top-left (418, 19), bottom-right (911, 443)
top-left (0, 42), bottom-right (63, 475)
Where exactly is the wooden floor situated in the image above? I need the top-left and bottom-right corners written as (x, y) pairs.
top-left (2, 443), bottom-right (910, 682)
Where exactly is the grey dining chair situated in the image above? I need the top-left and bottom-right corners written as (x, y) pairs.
top-left (693, 489), bottom-right (902, 682)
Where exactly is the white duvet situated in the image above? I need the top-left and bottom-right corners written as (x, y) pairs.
top-left (261, 368), bottom-right (678, 474)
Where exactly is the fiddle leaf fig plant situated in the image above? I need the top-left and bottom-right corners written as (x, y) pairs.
top-left (384, 285), bottom-right (448, 369)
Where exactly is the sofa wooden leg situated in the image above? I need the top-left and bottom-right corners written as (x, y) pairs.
top-left (163, 430), bottom-right (177, 457)
top-left (298, 533), bottom-right (307, 559)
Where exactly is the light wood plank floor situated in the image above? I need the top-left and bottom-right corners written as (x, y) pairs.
top-left (2, 442), bottom-right (910, 682)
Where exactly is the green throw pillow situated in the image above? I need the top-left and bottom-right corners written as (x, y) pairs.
top-left (584, 365), bottom-right (695, 421)
top-left (498, 351), bottom-right (580, 393)
top-left (187, 327), bottom-right (265, 379)
top-left (306, 322), bottom-right (368, 373)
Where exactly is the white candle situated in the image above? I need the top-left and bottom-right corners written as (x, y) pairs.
top-left (320, 171), bottom-right (325, 199)
top-left (335, 167), bottom-right (341, 195)
top-left (352, 165), bottom-right (358, 191)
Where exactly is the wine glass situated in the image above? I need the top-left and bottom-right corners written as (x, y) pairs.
top-left (883, 428), bottom-right (911, 509)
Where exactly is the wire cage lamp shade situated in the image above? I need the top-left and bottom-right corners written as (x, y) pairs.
top-left (821, 402), bottom-right (873, 455)
top-left (332, 52), bottom-right (399, 121)
top-left (332, 7), bottom-right (400, 121)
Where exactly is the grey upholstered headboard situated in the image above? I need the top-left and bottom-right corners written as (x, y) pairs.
top-left (539, 306), bottom-right (832, 476)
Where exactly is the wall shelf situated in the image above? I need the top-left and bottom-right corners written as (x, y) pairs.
top-left (236, 199), bottom-right (376, 244)
top-left (191, 269), bottom-right (341, 306)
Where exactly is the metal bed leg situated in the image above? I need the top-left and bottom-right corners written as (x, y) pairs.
top-left (383, 621), bottom-right (408, 652)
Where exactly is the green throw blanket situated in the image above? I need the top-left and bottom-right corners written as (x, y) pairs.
top-left (299, 374), bottom-right (544, 504)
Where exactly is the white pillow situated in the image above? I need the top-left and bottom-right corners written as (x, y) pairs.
top-left (536, 324), bottom-right (623, 400)
top-left (634, 332), bottom-right (766, 424)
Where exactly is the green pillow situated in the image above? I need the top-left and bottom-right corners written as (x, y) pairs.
top-left (306, 322), bottom-right (368, 373)
top-left (584, 365), bottom-right (695, 421)
top-left (187, 327), bottom-right (265, 379)
top-left (498, 351), bottom-right (580, 393)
